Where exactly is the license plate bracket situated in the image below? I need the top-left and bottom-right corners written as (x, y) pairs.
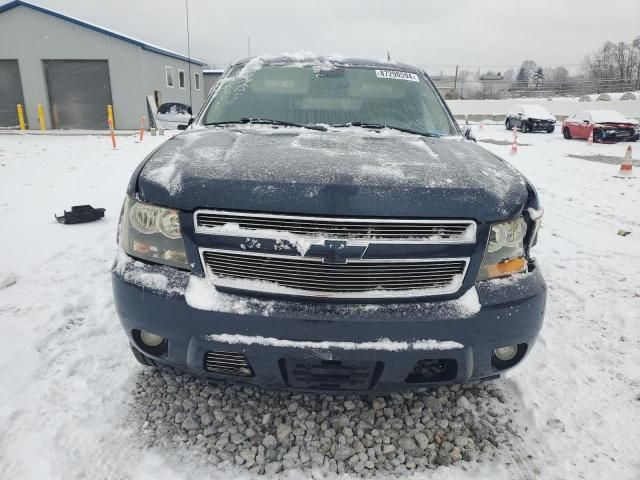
top-left (281, 358), bottom-right (381, 391)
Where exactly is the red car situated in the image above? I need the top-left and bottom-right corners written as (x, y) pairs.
top-left (562, 110), bottom-right (639, 143)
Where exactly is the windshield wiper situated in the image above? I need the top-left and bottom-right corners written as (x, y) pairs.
top-left (204, 118), bottom-right (326, 131)
top-left (331, 122), bottom-right (441, 138)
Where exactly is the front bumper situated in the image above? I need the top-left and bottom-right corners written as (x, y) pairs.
top-left (596, 126), bottom-right (639, 142)
top-left (112, 256), bottom-right (546, 392)
top-left (528, 119), bottom-right (555, 130)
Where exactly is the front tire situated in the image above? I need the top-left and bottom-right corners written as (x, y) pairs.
top-left (521, 120), bottom-right (529, 133)
top-left (562, 127), bottom-right (572, 139)
top-left (505, 118), bottom-right (512, 130)
top-left (131, 345), bottom-right (160, 367)
top-left (546, 125), bottom-right (555, 133)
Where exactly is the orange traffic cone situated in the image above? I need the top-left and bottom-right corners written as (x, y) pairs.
top-left (510, 126), bottom-right (518, 155)
top-left (107, 118), bottom-right (117, 149)
top-left (615, 145), bottom-right (635, 177)
top-left (138, 116), bottom-right (145, 142)
top-left (479, 122), bottom-right (484, 130)
top-left (587, 129), bottom-right (593, 145)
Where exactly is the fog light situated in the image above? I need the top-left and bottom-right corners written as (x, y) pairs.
top-left (494, 345), bottom-right (518, 361)
top-left (140, 330), bottom-right (164, 347)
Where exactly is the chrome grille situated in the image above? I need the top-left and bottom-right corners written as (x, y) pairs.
top-left (194, 210), bottom-right (476, 243)
top-left (200, 249), bottom-right (468, 299)
top-left (204, 351), bottom-right (253, 377)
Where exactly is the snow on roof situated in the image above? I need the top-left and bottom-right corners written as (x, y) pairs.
top-left (0, 0), bottom-right (207, 65)
top-left (587, 110), bottom-right (632, 123)
top-left (233, 52), bottom-right (422, 73)
top-left (521, 104), bottom-right (551, 115)
top-left (596, 93), bottom-right (626, 101)
top-left (619, 92), bottom-right (638, 101)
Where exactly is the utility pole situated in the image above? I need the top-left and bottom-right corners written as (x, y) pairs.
top-left (185, 0), bottom-right (193, 113)
top-left (452, 65), bottom-right (459, 99)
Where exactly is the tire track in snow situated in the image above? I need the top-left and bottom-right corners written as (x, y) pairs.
top-left (0, 248), bottom-right (144, 479)
top-left (479, 127), bottom-right (640, 479)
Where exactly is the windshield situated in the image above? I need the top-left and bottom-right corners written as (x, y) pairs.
top-left (201, 63), bottom-right (458, 136)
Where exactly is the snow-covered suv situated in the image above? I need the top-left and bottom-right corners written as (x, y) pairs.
top-left (112, 55), bottom-right (546, 392)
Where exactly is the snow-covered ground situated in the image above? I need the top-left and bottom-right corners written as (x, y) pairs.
top-left (0, 127), bottom-right (639, 479)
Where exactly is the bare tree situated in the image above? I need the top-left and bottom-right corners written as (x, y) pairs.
top-left (583, 38), bottom-right (640, 92)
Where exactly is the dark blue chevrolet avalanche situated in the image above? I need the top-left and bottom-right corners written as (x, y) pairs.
top-left (112, 56), bottom-right (546, 392)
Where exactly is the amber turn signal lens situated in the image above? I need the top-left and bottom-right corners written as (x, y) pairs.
top-left (483, 257), bottom-right (527, 279)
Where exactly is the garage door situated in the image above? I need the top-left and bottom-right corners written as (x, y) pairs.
top-left (43, 60), bottom-right (113, 129)
top-left (0, 60), bottom-right (25, 128)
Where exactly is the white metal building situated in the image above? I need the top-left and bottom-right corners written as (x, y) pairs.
top-left (0, 0), bottom-right (206, 129)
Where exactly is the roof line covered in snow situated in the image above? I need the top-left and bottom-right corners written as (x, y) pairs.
top-left (0, 0), bottom-right (207, 66)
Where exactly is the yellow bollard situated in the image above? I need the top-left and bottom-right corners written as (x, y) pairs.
top-left (37, 104), bottom-right (46, 130)
top-left (16, 104), bottom-right (26, 130)
top-left (107, 104), bottom-right (114, 129)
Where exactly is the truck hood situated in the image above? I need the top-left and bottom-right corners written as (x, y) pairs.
top-left (133, 126), bottom-right (529, 222)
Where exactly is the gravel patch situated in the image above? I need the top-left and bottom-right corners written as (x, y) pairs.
top-left (132, 368), bottom-right (521, 476)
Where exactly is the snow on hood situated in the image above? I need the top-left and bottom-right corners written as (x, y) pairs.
top-left (134, 126), bottom-right (529, 222)
top-left (589, 110), bottom-right (634, 124)
top-left (522, 105), bottom-right (555, 121)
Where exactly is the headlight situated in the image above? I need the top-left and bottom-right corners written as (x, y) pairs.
top-left (478, 218), bottom-right (528, 281)
top-left (119, 197), bottom-right (189, 269)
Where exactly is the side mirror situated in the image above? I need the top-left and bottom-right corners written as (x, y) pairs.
top-left (583, 120), bottom-right (590, 124)
top-left (177, 117), bottom-right (194, 130)
top-left (464, 127), bottom-right (477, 142)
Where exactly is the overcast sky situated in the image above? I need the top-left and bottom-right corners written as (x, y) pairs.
top-left (30, 0), bottom-right (640, 73)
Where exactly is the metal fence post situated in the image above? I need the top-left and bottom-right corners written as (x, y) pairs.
top-left (16, 104), bottom-right (26, 130)
top-left (107, 104), bottom-right (114, 129)
top-left (37, 104), bottom-right (46, 130)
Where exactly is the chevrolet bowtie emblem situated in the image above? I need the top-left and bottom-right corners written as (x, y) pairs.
top-left (306, 240), bottom-right (369, 264)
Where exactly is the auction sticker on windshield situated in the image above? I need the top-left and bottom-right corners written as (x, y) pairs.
top-left (375, 70), bottom-right (419, 82)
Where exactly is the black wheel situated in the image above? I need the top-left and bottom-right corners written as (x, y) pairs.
top-left (131, 345), bottom-right (159, 367)
top-left (546, 125), bottom-right (555, 133)
top-left (521, 120), bottom-right (529, 133)
top-left (562, 127), bottom-right (572, 139)
top-left (505, 118), bottom-right (512, 130)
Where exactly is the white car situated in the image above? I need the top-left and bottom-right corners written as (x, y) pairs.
top-left (155, 102), bottom-right (192, 130)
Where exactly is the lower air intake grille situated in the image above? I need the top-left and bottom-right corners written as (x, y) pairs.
top-left (204, 351), bottom-right (253, 377)
top-left (200, 249), bottom-right (468, 299)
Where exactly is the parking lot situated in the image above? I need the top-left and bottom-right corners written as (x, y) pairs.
top-left (0, 127), bottom-right (639, 479)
